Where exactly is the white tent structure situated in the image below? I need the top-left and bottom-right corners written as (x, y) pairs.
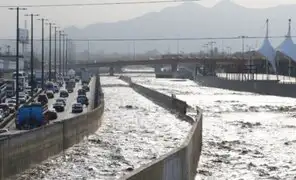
top-left (277, 19), bottom-right (296, 62)
top-left (257, 19), bottom-right (277, 72)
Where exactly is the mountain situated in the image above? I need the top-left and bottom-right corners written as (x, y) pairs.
top-left (63, 1), bottom-right (296, 56)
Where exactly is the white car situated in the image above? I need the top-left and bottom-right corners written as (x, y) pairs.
top-left (0, 110), bottom-right (4, 121)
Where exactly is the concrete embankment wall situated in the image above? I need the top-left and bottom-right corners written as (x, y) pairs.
top-left (196, 76), bottom-right (296, 98)
top-left (119, 76), bottom-right (202, 180)
top-left (0, 75), bottom-right (104, 179)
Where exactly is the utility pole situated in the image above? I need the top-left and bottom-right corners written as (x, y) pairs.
top-left (38, 18), bottom-right (47, 90)
top-left (46, 22), bottom-right (56, 82)
top-left (59, 31), bottom-right (62, 78)
top-left (54, 26), bottom-right (58, 81)
top-left (208, 41), bottom-right (216, 57)
top-left (41, 18), bottom-right (45, 89)
top-left (47, 22), bottom-right (53, 81)
top-left (133, 40), bottom-right (136, 61)
top-left (9, 7), bottom-right (27, 109)
top-left (25, 13), bottom-right (39, 97)
top-left (62, 34), bottom-right (66, 76)
top-left (65, 38), bottom-right (68, 75)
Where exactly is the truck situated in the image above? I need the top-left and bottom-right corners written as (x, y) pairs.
top-left (66, 79), bottom-right (75, 93)
top-left (15, 103), bottom-right (48, 130)
top-left (81, 71), bottom-right (90, 85)
top-left (68, 69), bottom-right (76, 79)
top-left (6, 80), bottom-right (15, 98)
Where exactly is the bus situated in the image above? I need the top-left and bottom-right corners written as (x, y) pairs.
top-left (12, 71), bottom-right (27, 91)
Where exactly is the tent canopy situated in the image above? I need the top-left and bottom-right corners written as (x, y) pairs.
top-left (258, 38), bottom-right (277, 72)
top-left (276, 36), bottom-right (296, 62)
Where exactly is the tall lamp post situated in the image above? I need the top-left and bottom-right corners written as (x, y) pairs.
top-left (59, 30), bottom-right (63, 78)
top-left (9, 7), bottom-right (27, 109)
top-left (54, 26), bottom-right (58, 81)
top-left (62, 34), bottom-right (66, 76)
top-left (25, 13), bottom-right (39, 97)
top-left (46, 22), bottom-right (55, 81)
top-left (65, 37), bottom-right (68, 75)
top-left (37, 18), bottom-right (47, 90)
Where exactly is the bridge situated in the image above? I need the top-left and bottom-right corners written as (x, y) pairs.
top-left (69, 56), bottom-right (266, 76)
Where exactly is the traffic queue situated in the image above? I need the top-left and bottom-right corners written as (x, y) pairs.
top-left (15, 75), bottom-right (91, 130)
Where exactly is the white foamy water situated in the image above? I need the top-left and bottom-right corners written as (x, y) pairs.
top-left (12, 76), bottom-right (191, 180)
top-left (132, 75), bottom-right (296, 180)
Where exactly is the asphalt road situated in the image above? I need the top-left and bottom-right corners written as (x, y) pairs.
top-left (4, 77), bottom-right (94, 133)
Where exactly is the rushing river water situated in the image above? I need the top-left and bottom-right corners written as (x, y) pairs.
top-left (11, 76), bottom-right (191, 180)
top-left (131, 75), bottom-right (296, 180)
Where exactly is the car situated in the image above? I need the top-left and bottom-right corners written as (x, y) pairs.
top-left (0, 104), bottom-right (11, 117)
top-left (52, 102), bottom-right (65, 112)
top-left (44, 108), bottom-right (58, 121)
top-left (0, 110), bottom-right (4, 121)
top-left (77, 95), bottom-right (89, 106)
top-left (82, 85), bottom-right (90, 92)
top-left (78, 89), bottom-right (86, 96)
top-left (53, 85), bottom-right (59, 93)
top-left (56, 98), bottom-right (66, 106)
top-left (0, 128), bottom-right (9, 134)
top-left (67, 87), bottom-right (74, 93)
top-left (19, 92), bottom-right (29, 100)
top-left (7, 99), bottom-right (16, 106)
top-left (72, 103), bottom-right (83, 113)
top-left (59, 90), bottom-right (69, 98)
top-left (58, 81), bottom-right (63, 87)
top-left (37, 94), bottom-right (49, 106)
top-left (18, 96), bottom-right (26, 104)
top-left (75, 76), bottom-right (80, 82)
top-left (46, 90), bottom-right (54, 99)
top-left (7, 103), bottom-right (16, 113)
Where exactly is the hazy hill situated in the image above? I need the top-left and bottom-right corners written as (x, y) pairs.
top-left (62, 0), bottom-right (296, 55)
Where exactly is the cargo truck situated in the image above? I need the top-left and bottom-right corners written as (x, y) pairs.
top-left (6, 80), bottom-right (15, 98)
top-left (81, 71), bottom-right (90, 85)
top-left (16, 103), bottom-right (48, 130)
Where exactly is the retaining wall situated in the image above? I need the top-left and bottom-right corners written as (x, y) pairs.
top-left (119, 76), bottom-right (202, 180)
top-left (195, 76), bottom-right (296, 98)
top-left (0, 75), bottom-right (104, 179)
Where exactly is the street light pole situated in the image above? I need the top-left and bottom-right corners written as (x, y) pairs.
top-left (37, 18), bottom-right (48, 90)
top-left (65, 38), bottom-right (68, 75)
top-left (54, 26), bottom-right (58, 81)
top-left (62, 34), bottom-right (66, 76)
top-left (41, 18), bottom-right (44, 90)
top-left (59, 31), bottom-right (62, 78)
top-left (9, 7), bottom-right (27, 109)
top-left (25, 13), bottom-right (39, 97)
top-left (46, 22), bottom-right (54, 81)
top-left (49, 23), bottom-right (52, 81)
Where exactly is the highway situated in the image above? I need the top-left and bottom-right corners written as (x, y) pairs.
top-left (3, 77), bottom-right (95, 132)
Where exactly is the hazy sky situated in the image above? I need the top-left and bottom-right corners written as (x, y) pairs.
top-left (0, 0), bottom-right (296, 38)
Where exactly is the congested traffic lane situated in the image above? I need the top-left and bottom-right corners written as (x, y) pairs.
top-left (53, 77), bottom-right (94, 121)
top-left (5, 78), bottom-right (94, 131)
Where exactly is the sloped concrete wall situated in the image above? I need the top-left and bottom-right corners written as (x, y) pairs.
top-left (0, 75), bottom-right (104, 179)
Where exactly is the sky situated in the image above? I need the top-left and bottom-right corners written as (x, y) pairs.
top-left (0, 0), bottom-right (296, 38)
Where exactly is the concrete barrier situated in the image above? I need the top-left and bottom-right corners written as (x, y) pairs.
top-left (119, 76), bottom-right (202, 180)
top-left (195, 76), bottom-right (296, 98)
top-left (0, 75), bottom-right (104, 179)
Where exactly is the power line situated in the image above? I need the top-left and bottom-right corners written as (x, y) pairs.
top-left (0, 35), bottom-right (291, 42)
top-left (0, 0), bottom-right (200, 8)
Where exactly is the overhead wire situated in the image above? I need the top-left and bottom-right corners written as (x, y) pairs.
top-left (0, 35), bottom-right (290, 42)
top-left (0, 0), bottom-right (200, 8)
